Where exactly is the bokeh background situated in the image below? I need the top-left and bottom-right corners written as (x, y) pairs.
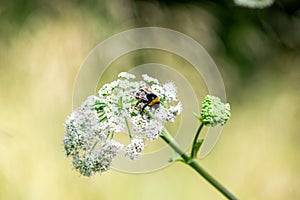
top-left (0, 0), bottom-right (300, 199)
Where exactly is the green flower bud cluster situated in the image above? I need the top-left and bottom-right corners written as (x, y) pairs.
top-left (200, 95), bottom-right (231, 127)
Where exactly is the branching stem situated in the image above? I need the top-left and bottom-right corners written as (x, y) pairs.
top-left (160, 128), bottom-right (238, 200)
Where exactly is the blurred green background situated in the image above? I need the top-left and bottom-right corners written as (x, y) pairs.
top-left (0, 0), bottom-right (299, 199)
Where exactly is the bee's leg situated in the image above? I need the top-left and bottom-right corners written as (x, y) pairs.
top-left (141, 103), bottom-right (149, 114)
top-left (135, 101), bottom-right (141, 107)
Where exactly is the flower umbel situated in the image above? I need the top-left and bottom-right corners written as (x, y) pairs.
top-left (199, 95), bottom-right (231, 127)
top-left (63, 72), bottom-right (182, 176)
top-left (125, 137), bottom-right (145, 160)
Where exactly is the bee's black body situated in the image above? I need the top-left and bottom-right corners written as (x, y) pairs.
top-left (135, 88), bottom-right (160, 113)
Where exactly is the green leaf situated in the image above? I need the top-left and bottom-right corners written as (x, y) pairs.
top-left (192, 112), bottom-right (200, 120)
top-left (93, 101), bottom-right (106, 112)
top-left (169, 150), bottom-right (184, 163)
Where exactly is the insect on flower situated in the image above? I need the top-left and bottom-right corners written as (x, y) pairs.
top-left (135, 87), bottom-right (160, 114)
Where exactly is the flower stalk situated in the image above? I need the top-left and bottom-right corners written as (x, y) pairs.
top-left (190, 123), bottom-right (204, 158)
top-left (124, 116), bottom-right (132, 141)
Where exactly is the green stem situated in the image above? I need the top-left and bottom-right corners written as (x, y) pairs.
top-left (89, 140), bottom-right (99, 155)
top-left (124, 117), bottom-right (132, 141)
top-left (161, 128), bottom-right (238, 200)
top-left (191, 123), bottom-right (204, 158)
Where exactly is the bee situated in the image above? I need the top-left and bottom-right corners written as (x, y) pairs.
top-left (135, 88), bottom-right (160, 114)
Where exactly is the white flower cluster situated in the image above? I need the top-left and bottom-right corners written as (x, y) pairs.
top-left (63, 72), bottom-right (182, 176)
top-left (125, 137), bottom-right (145, 160)
top-left (234, 0), bottom-right (274, 9)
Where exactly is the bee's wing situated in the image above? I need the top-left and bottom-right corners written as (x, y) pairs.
top-left (141, 95), bottom-right (149, 102)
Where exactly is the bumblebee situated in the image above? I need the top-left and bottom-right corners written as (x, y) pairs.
top-left (135, 88), bottom-right (160, 114)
